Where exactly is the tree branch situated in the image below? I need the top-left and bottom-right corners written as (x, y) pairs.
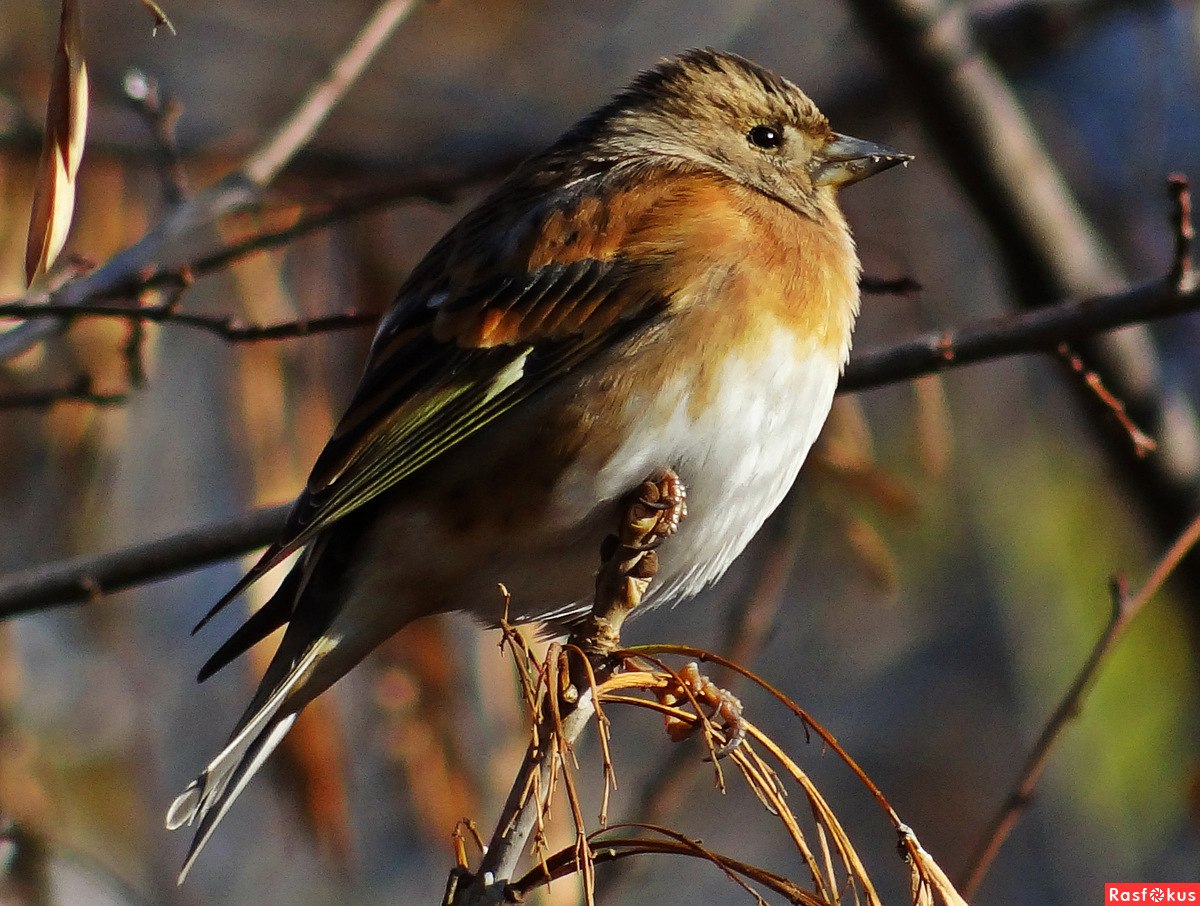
top-left (845, 0), bottom-right (1200, 607)
top-left (0, 299), bottom-right (379, 344)
top-left (840, 277), bottom-right (1199, 391)
top-left (0, 504), bottom-right (289, 618)
top-left (959, 507), bottom-right (1200, 897)
top-left (0, 0), bottom-right (422, 364)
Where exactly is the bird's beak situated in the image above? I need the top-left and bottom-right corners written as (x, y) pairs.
top-left (810, 133), bottom-right (912, 188)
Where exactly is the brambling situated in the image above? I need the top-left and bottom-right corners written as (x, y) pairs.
top-left (166, 48), bottom-right (909, 877)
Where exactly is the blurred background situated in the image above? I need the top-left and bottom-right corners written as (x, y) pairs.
top-left (0, 0), bottom-right (1199, 903)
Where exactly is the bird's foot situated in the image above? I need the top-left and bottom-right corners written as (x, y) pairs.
top-left (572, 469), bottom-right (687, 660)
top-left (619, 468), bottom-right (688, 551)
top-left (657, 661), bottom-right (746, 759)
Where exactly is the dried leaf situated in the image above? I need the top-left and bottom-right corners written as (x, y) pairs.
top-left (25, 0), bottom-right (89, 287)
top-left (913, 374), bottom-right (954, 478)
top-left (843, 514), bottom-right (901, 593)
top-left (137, 0), bottom-right (176, 35)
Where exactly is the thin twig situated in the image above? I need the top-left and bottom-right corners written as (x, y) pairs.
top-left (0, 299), bottom-right (379, 343)
top-left (241, 0), bottom-right (421, 187)
top-left (959, 507), bottom-right (1200, 897)
top-left (159, 163), bottom-right (512, 287)
top-left (0, 0), bottom-right (422, 364)
top-left (0, 375), bottom-right (126, 410)
top-left (123, 69), bottom-right (188, 204)
top-left (1055, 342), bottom-right (1156, 457)
top-left (859, 274), bottom-right (922, 296)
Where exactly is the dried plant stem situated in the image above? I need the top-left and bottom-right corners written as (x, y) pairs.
top-left (960, 507), bottom-right (1200, 897)
top-left (445, 471), bottom-right (686, 906)
top-left (444, 681), bottom-right (599, 905)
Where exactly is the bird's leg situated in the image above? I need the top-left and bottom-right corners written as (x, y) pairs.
top-left (655, 661), bottom-right (746, 759)
top-left (571, 468), bottom-right (687, 659)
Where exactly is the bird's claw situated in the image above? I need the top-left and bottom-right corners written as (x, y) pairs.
top-left (657, 661), bottom-right (746, 759)
top-left (620, 469), bottom-right (687, 549)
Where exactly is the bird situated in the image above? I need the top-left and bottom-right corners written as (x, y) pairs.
top-left (166, 47), bottom-right (910, 879)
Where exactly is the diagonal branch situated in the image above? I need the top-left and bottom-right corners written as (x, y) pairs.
top-left (839, 276), bottom-right (1200, 392)
top-left (959, 507), bottom-right (1200, 897)
top-left (0, 0), bottom-right (423, 364)
top-left (0, 504), bottom-right (289, 617)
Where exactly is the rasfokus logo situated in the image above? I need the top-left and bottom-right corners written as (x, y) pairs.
top-left (1106, 884), bottom-right (1200, 902)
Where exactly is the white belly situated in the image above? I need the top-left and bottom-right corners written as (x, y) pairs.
top-left (552, 330), bottom-right (842, 609)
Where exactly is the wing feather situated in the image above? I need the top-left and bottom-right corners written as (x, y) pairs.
top-left (194, 164), bottom-right (694, 633)
top-left (194, 263), bottom-right (665, 633)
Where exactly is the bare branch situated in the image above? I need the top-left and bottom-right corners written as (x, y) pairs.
top-left (0, 504), bottom-right (289, 618)
top-left (846, 0), bottom-right (1200, 596)
top-left (0, 375), bottom-right (126, 410)
top-left (0, 0), bottom-right (422, 364)
top-left (241, 0), bottom-right (422, 187)
top-left (960, 507), bottom-right (1200, 897)
top-left (137, 162), bottom-right (512, 292)
top-left (859, 274), bottom-right (922, 296)
top-left (1055, 343), bottom-right (1156, 457)
top-left (840, 276), bottom-right (1200, 392)
top-left (0, 299), bottom-right (379, 343)
top-left (123, 69), bottom-right (188, 204)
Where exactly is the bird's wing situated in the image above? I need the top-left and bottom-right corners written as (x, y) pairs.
top-left (193, 166), bottom-right (684, 634)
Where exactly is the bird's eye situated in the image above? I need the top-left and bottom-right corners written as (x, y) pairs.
top-left (747, 124), bottom-right (783, 149)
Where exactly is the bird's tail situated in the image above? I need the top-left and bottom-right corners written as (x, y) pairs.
top-left (165, 635), bottom-right (338, 883)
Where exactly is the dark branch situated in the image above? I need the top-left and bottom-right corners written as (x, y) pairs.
top-left (859, 274), bottom-right (922, 296)
top-left (960, 508), bottom-right (1200, 896)
top-left (0, 375), bottom-right (127, 410)
top-left (840, 277), bottom-right (1200, 392)
top-left (0, 299), bottom-right (379, 344)
top-left (124, 69), bottom-right (189, 205)
top-left (0, 504), bottom-right (289, 618)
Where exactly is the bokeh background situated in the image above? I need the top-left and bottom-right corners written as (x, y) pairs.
top-left (1, 1), bottom-right (1199, 904)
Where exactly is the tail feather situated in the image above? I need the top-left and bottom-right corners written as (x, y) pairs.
top-left (196, 568), bottom-right (302, 682)
top-left (170, 713), bottom-right (298, 883)
top-left (167, 636), bottom-right (338, 882)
